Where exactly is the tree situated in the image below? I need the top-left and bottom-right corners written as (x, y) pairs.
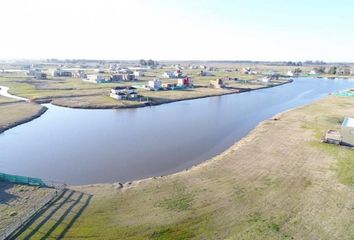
top-left (327, 66), bottom-right (337, 75)
top-left (294, 68), bottom-right (302, 73)
top-left (147, 59), bottom-right (155, 66)
top-left (139, 59), bottom-right (147, 66)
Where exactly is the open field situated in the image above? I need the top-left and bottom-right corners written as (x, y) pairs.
top-left (0, 102), bottom-right (47, 134)
top-left (54, 95), bottom-right (354, 239)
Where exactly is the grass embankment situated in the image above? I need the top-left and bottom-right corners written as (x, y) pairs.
top-left (0, 102), bottom-right (47, 134)
top-left (58, 95), bottom-right (354, 239)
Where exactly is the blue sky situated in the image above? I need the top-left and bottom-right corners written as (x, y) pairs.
top-left (0, 0), bottom-right (353, 61)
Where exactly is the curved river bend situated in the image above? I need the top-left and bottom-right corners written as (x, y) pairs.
top-left (1, 78), bottom-right (353, 184)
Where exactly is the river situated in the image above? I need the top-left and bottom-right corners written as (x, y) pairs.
top-left (0, 77), bottom-right (353, 184)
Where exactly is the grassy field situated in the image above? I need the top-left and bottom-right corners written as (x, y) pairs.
top-left (50, 95), bottom-right (354, 240)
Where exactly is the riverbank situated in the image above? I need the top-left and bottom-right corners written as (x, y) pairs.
top-left (59, 95), bottom-right (354, 239)
top-left (0, 80), bottom-right (290, 135)
top-left (39, 82), bottom-right (289, 109)
top-left (0, 102), bottom-right (47, 134)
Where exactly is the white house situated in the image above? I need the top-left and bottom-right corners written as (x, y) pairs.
top-left (148, 79), bottom-right (162, 90)
top-left (110, 86), bottom-right (138, 100)
top-left (309, 70), bottom-right (318, 75)
top-left (86, 74), bottom-right (108, 83)
top-left (286, 71), bottom-right (294, 77)
top-left (162, 71), bottom-right (174, 78)
top-left (134, 71), bottom-right (144, 77)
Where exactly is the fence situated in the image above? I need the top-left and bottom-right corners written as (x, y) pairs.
top-left (0, 187), bottom-right (65, 240)
top-left (0, 173), bottom-right (66, 239)
top-left (0, 172), bottom-right (46, 187)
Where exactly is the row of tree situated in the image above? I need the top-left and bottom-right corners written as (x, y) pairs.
top-left (139, 59), bottom-right (159, 67)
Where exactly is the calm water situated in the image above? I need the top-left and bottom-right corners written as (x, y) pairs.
top-left (1, 78), bottom-right (353, 184)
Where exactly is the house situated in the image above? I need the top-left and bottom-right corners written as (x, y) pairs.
top-left (341, 117), bottom-right (354, 146)
top-left (309, 70), bottom-right (318, 75)
top-left (336, 68), bottom-right (351, 76)
top-left (173, 70), bottom-right (183, 78)
top-left (243, 68), bottom-right (257, 75)
top-left (161, 82), bottom-right (177, 89)
top-left (177, 77), bottom-right (193, 88)
top-left (94, 68), bottom-right (105, 74)
top-left (122, 73), bottom-right (136, 81)
top-left (111, 74), bottom-right (123, 82)
top-left (110, 86), bottom-right (138, 100)
top-left (286, 71), bottom-right (294, 77)
top-left (52, 69), bottom-right (73, 77)
top-left (133, 71), bottom-right (144, 77)
top-left (261, 77), bottom-right (271, 83)
top-left (86, 74), bottom-right (109, 83)
top-left (118, 68), bottom-right (133, 74)
top-left (162, 71), bottom-right (174, 78)
top-left (34, 72), bottom-right (47, 80)
top-left (27, 68), bottom-right (41, 76)
top-left (75, 70), bottom-right (87, 79)
top-left (209, 79), bottom-right (225, 88)
top-left (148, 79), bottom-right (162, 90)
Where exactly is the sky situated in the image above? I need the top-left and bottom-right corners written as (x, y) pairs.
top-left (0, 0), bottom-right (354, 62)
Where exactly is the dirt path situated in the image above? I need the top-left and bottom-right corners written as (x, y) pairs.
top-left (0, 86), bottom-right (28, 101)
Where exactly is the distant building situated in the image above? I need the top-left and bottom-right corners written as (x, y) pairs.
top-left (34, 72), bottom-right (47, 80)
top-left (122, 73), bottom-right (136, 81)
top-left (336, 68), bottom-right (351, 76)
top-left (27, 68), bottom-right (41, 76)
top-left (177, 77), bottom-right (193, 88)
top-left (161, 82), bottom-right (177, 89)
top-left (309, 70), bottom-right (318, 75)
top-left (133, 71), bottom-right (144, 77)
top-left (261, 77), bottom-right (271, 83)
top-left (209, 79), bottom-right (225, 88)
top-left (162, 71), bottom-right (174, 78)
top-left (86, 74), bottom-right (109, 83)
top-left (94, 68), bottom-right (105, 74)
top-left (243, 68), bottom-right (257, 75)
top-left (75, 70), bottom-right (87, 79)
top-left (148, 79), bottom-right (162, 90)
top-left (341, 117), bottom-right (354, 146)
top-left (110, 86), bottom-right (138, 100)
top-left (286, 71), bottom-right (294, 77)
top-left (111, 74), bottom-right (123, 82)
top-left (52, 69), bottom-right (73, 77)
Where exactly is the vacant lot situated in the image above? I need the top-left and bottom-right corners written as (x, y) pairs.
top-left (63, 95), bottom-right (354, 239)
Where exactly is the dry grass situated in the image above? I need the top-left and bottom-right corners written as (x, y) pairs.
top-left (0, 182), bottom-right (55, 233)
top-left (0, 102), bottom-right (46, 133)
top-left (62, 95), bottom-right (354, 239)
